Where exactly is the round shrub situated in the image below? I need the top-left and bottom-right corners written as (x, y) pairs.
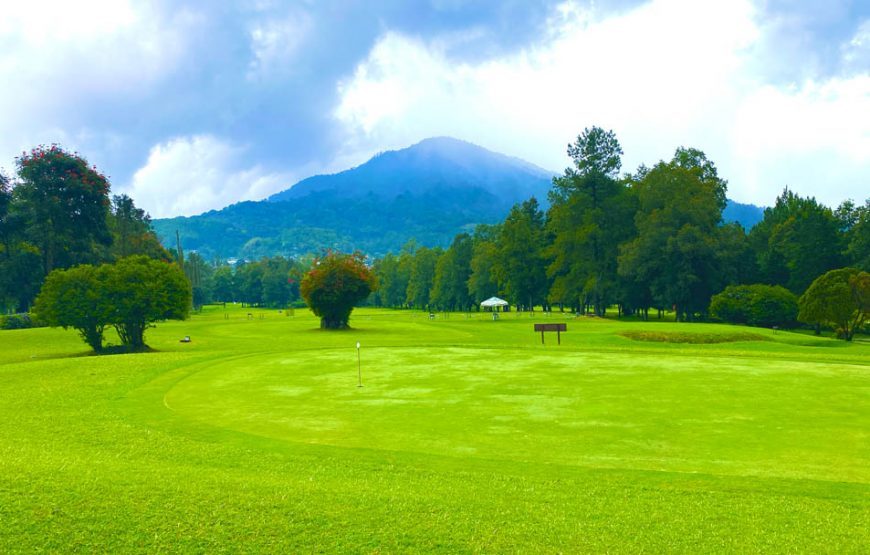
top-left (710, 284), bottom-right (798, 328)
top-left (300, 251), bottom-right (377, 329)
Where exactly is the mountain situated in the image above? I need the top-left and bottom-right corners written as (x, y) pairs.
top-left (151, 137), bottom-right (766, 260)
top-left (268, 137), bottom-right (553, 202)
top-left (723, 200), bottom-right (765, 229)
top-left (153, 137), bottom-right (555, 259)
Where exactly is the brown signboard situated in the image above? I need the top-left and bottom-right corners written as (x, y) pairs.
top-left (534, 323), bottom-right (567, 344)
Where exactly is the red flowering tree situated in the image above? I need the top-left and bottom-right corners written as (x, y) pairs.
top-left (300, 251), bottom-right (377, 329)
top-left (14, 144), bottom-right (112, 276)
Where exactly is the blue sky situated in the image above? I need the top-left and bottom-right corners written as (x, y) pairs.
top-left (1, 0), bottom-right (867, 217)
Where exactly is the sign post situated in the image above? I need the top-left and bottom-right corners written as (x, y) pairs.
top-left (533, 323), bottom-right (567, 345)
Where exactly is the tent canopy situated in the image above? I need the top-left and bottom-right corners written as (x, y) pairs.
top-left (480, 296), bottom-right (509, 308)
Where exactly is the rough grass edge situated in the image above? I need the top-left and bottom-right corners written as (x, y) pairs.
top-left (619, 330), bottom-right (771, 344)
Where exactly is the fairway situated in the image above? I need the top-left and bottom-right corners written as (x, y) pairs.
top-left (2, 306), bottom-right (868, 552)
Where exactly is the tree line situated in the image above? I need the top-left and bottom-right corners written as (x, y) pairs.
top-left (370, 128), bottom-right (869, 330)
top-left (3, 134), bottom-right (866, 342)
top-left (179, 254), bottom-right (307, 309)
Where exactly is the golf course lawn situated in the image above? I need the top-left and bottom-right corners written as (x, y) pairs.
top-left (1, 306), bottom-right (867, 552)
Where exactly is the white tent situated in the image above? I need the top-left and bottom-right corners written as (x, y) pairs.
top-left (480, 296), bottom-right (509, 310)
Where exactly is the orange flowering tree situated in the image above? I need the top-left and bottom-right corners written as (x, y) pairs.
top-left (300, 251), bottom-right (377, 329)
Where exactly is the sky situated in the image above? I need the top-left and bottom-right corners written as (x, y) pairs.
top-left (0, 0), bottom-right (867, 218)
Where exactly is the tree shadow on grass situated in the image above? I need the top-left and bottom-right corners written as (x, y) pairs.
top-left (302, 326), bottom-right (400, 335)
top-left (97, 345), bottom-right (159, 355)
top-left (28, 345), bottom-right (159, 362)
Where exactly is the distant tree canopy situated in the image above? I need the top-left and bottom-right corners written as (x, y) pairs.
top-left (1, 145), bottom-right (170, 313)
top-left (798, 268), bottom-right (869, 341)
top-left (300, 252), bottom-right (377, 329)
top-left (34, 256), bottom-right (191, 352)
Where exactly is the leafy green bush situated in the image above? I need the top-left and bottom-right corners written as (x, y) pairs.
top-left (0, 313), bottom-right (46, 330)
top-left (798, 268), bottom-right (869, 341)
top-left (33, 256), bottom-right (191, 352)
top-left (710, 284), bottom-right (798, 328)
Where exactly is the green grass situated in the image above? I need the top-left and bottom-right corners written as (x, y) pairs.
top-left (1, 306), bottom-right (868, 552)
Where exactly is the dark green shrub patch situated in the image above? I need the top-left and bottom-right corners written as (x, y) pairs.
top-left (0, 313), bottom-right (46, 330)
top-left (710, 284), bottom-right (798, 328)
top-left (619, 330), bottom-right (770, 343)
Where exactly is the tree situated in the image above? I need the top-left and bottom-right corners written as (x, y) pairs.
top-left (211, 266), bottom-right (236, 302)
top-left (261, 256), bottom-right (299, 308)
top-left (749, 189), bottom-right (844, 294)
top-left (183, 251), bottom-right (214, 309)
top-left (431, 233), bottom-right (474, 311)
top-left (373, 242), bottom-right (415, 308)
top-left (566, 126), bottom-right (623, 178)
top-left (547, 129), bottom-right (635, 315)
top-left (0, 172), bottom-right (19, 310)
top-left (618, 160), bottom-right (725, 321)
top-left (838, 199), bottom-right (870, 271)
top-left (103, 256), bottom-right (191, 349)
top-left (0, 173), bottom-right (41, 312)
top-left (671, 147), bottom-right (728, 211)
top-left (13, 145), bottom-right (112, 276)
top-left (405, 246), bottom-right (440, 310)
top-left (495, 198), bottom-right (548, 310)
top-left (716, 222), bottom-right (758, 286)
top-left (300, 251), bottom-right (377, 329)
top-left (373, 254), bottom-right (402, 307)
top-left (798, 268), bottom-right (869, 341)
top-left (33, 264), bottom-right (111, 352)
top-left (235, 261), bottom-right (265, 306)
top-left (710, 284), bottom-right (798, 328)
top-left (108, 194), bottom-right (170, 261)
top-left (0, 172), bottom-right (9, 239)
top-left (0, 242), bottom-right (41, 313)
top-left (467, 225), bottom-right (500, 304)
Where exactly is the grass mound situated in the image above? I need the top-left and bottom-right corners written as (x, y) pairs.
top-left (619, 330), bottom-right (770, 343)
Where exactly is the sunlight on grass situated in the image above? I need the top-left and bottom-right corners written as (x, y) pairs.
top-left (1, 305), bottom-right (868, 552)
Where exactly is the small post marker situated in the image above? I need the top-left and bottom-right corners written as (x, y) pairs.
top-left (356, 341), bottom-right (363, 387)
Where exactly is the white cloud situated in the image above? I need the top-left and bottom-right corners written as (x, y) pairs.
top-left (0, 0), bottom-right (197, 171)
top-left (123, 135), bottom-right (294, 218)
top-left (732, 75), bottom-right (870, 201)
top-left (248, 9), bottom-right (313, 77)
top-left (842, 19), bottom-right (870, 72)
top-left (334, 0), bottom-right (869, 207)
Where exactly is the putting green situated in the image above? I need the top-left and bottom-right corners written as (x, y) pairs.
top-left (161, 345), bottom-right (868, 483)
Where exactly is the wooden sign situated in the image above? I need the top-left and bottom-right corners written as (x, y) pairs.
top-left (534, 323), bottom-right (567, 344)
